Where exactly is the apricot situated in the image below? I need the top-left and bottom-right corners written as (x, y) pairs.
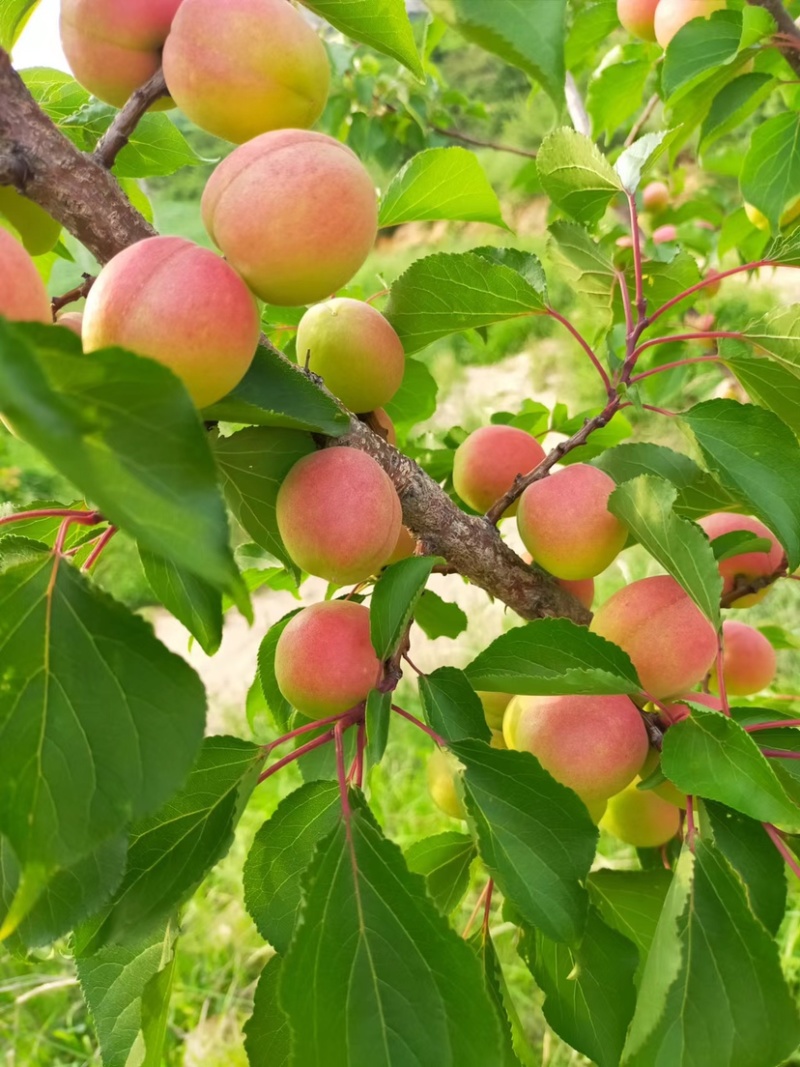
top-left (427, 749), bottom-right (466, 820)
top-left (617, 0), bottom-right (661, 40)
top-left (372, 408), bottom-right (397, 446)
top-left (590, 575), bottom-right (718, 698)
top-left (478, 691), bottom-right (513, 732)
top-left (0, 229), bottom-right (51, 324)
top-left (745, 199), bottom-right (800, 232)
top-left (640, 748), bottom-right (686, 807)
top-left (704, 269), bottom-right (722, 298)
top-left (452, 425), bottom-right (546, 515)
top-left (0, 189), bottom-right (60, 256)
top-left (662, 690), bottom-right (723, 724)
top-left (698, 513), bottom-right (784, 607)
top-left (162, 0), bottom-right (329, 145)
top-left (503, 694), bottom-right (649, 803)
top-left (654, 0), bottom-right (726, 48)
top-left (711, 620), bottom-right (777, 696)
top-left (517, 464), bottom-right (628, 580)
top-left (274, 600), bottom-right (381, 718)
top-left (60, 0), bottom-right (182, 108)
top-left (55, 311), bottom-right (84, 338)
top-left (642, 180), bottom-right (670, 213)
top-left (276, 447), bottom-right (401, 584)
top-left (296, 299), bottom-right (405, 413)
top-left (652, 223), bottom-right (678, 244)
top-left (202, 130), bottom-right (378, 307)
top-left (387, 526), bottom-right (417, 565)
top-left (82, 236), bottom-right (260, 408)
top-left (523, 551), bottom-right (595, 608)
top-left (601, 780), bottom-right (681, 847)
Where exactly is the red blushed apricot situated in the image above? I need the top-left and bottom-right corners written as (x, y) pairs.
top-left (297, 299), bottom-right (405, 414)
top-left (60, 0), bottom-right (182, 108)
top-left (274, 601), bottom-right (381, 718)
top-left (276, 448), bottom-right (402, 584)
top-left (82, 237), bottom-right (260, 408)
top-left (652, 224), bottom-right (678, 244)
top-left (163, 0), bottom-right (330, 145)
top-left (699, 513), bottom-right (784, 607)
top-left (642, 180), bottom-right (670, 212)
top-left (617, 0), bottom-right (660, 40)
top-left (503, 694), bottom-right (649, 803)
top-left (517, 464), bottom-right (628, 580)
top-left (522, 551), bottom-right (595, 609)
top-left (601, 780), bottom-right (681, 847)
top-left (711, 621), bottom-right (777, 697)
top-left (0, 229), bottom-right (51, 324)
top-left (202, 130), bottom-right (378, 307)
top-left (662, 691), bottom-right (723, 724)
top-left (654, 0), bottom-right (726, 47)
top-left (590, 575), bottom-right (718, 698)
top-left (452, 425), bottom-right (546, 515)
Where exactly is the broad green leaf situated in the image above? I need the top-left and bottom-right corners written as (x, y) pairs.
top-left (1, 0), bottom-right (39, 49)
top-left (614, 132), bottom-right (668, 194)
top-left (536, 128), bottom-right (622, 228)
top-left (594, 442), bottom-right (737, 519)
top-left (473, 247), bottom-right (548, 293)
top-left (425, 0), bottom-right (567, 106)
top-left (380, 147), bottom-right (508, 229)
top-left (385, 250), bottom-right (547, 354)
top-left (301, 0), bottom-right (423, 77)
top-left (473, 931), bottom-right (529, 1067)
top-left (204, 344), bottom-right (350, 435)
top-left (587, 57), bottom-right (652, 142)
top-left (723, 351), bottom-right (800, 437)
top-left (244, 955), bottom-right (291, 1067)
top-left (703, 801), bottom-right (786, 935)
top-left (700, 72), bottom-right (774, 152)
top-left (419, 667), bottom-right (491, 743)
top-left (452, 740), bottom-right (597, 944)
top-left (257, 609), bottom-right (303, 732)
top-left (77, 918), bottom-right (179, 1067)
top-left (465, 618), bottom-right (641, 696)
top-left (588, 869), bottom-right (672, 969)
top-left (638, 251), bottom-right (702, 313)
top-left (139, 547), bottom-right (224, 656)
top-left (662, 10), bottom-right (742, 100)
top-left (682, 399), bottom-right (799, 569)
top-left (740, 113), bottom-right (800, 232)
top-left (405, 831), bottom-right (476, 915)
top-left (370, 555), bottom-right (438, 659)
top-left (281, 801), bottom-right (502, 1066)
top-left (0, 321), bottom-right (241, 596)
top-left (243, 781), bottom-right (340, 955)
top-left (384, 356), bottom-right (438, 429)
top-left (734, 304), bottom-right (800, 372)
top-left (608, 475), bottom-right (722, 625)
top-left (212, 426), bottom-right (315, 576)
top-left (548, 221), bottom-right (615, 332)
top-left (523, 908), bottom-right (637, 1067)
top-left (114, 113), bottom-right (203, 179)
top-left (0, 555), bottom-right (205, 935)
top-left (566, 0), bottom-right (619, 69)
top-left (661, 709), bottom-right (800, 832)
top-left (366, 688), bottom-right (391, 768)
top-left (623, 841), bottom-right (800, 1067)
top-left (413, 590), bottom-right (468, 640)
top-left (76, 737), bottom-right (261, 954)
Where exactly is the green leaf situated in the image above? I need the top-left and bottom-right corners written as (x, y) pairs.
top-left (243, 781), bottom-right (340, 955)
top-left (280, 801), bottom-right (502, 1066)
top-left (465, 618), bottom-right (641, 696)
top-left (302, 0), bottom-right (423, 78)
top-left (740, 113), bottom-right (800, 232)
top-left (419, 667), bottom-right (491, 743)
top-left (548, 221), bottom-right (616, 333)
top-left (523, 908), bottom-right (638, 1067)
top-left (682, 399), bottom-right (799, 569)
top-left (709, 529), bottom-right (772, 563)
top-left (76, 737), bottom-right (261, 954)
top-left (0, 0), bottom-right (40, 49)
top-left (661, 709), bottom-right (800, 832)
top-left (588, 869), bottom-right (672, 970)
top-left (566, 0), bottom-right (619, 69)
top-left (703, 801), bottom-right (786, 936)
top-left (471, 931), bottom-right (530, 1067)
top-left (244, 955), bottom-right (291, 1067)
top-left (622, 841), bottom-right (800, 1067)
top-left (385, 250), bottom-right (547, 354)
top-left (77, 918), bottom-right (179, 1067)
top-left (594, 442), bottom-right (737, 519)
top-left (366, 688), bottom-right (391, 768)
top-left (700, 72), bottom-right (774, 152)
top-left (384, 356), bottom-right (439, 430)
top-left (114, 113), bottom-right (203, 179)
top-left (370, 555), bottom-right (438, 659)
top-left (0, 556), bottom-right (205, 936)
top-left (723, 351), bottom-right (800, 437)
top-left (405, 831), bottom-right (476, 915)
top-left (425, 0), bottom-right (567, 106)
top-left (212, 426), bottom-right (315, 576)
top-left (379, 147), bottom-right (508, 229)
top-left (587, 57), bottom-right (652, 142)
top-left (639, 251), bottom-right (702, 312)
top-left (536, 128), bottom-right (622, 228)
top-left (733, 304), bottom-right (800, 373)
top-left (257, 610), bottom-right (303, 732)
top-left (203, 344), bottom-right (349, 435)
top-left (452, 740), bottom-right (597, 944)
top-left (413, 590), bottom-right (468, 640)
top-left (0, 321), bottom-right (241, 596)
top-left (608, 475), bottom-right (722, 626)
top-left (139, 547), bottom-right (224, 656)
top-left (662, 10), bottom-right (742, 100)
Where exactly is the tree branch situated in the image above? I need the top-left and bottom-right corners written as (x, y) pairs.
top-left (0, 49), bottom-right (590, 626)
top-left (429, 123), bottom-right (537, 159)
top-left (94, 68), bottom-right (169, 169)
top-left (747, 0), bottom-right (800, 78)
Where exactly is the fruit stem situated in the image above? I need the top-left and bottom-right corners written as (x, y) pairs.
top-left (257, 728), bottom-right (335, 783)
top-left (763, 822), bottom-right (800, 881)
top-left (631, 331), bottom-right (746, 362)
top-left (82, 525), bottom-right (117, 571)
top-left (264, 705), bottom-right (362, 754)
top-left (391, 704), bottom-right (446, 746)
top-left (546, 307), bottom-right (614, 399)
top-left (628, 354), bottom-right (722, 383)
top-left (645, 260), bottom-right (773, 326)
top-left (746, 718), bottom-right (800, 731)
top-left (463, 881), bottom-right (492, 939)
top-left (0, 507), bottom-right (99, 527)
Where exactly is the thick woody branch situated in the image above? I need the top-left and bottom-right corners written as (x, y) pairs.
top-left (746, 0), bottom-right (800, 77)
top-left (94, 68), bottom-right (169, 169)
top-left (0, 49), bottom-right (589, 624)
top-left (0, 50), bottom-right (155, 264)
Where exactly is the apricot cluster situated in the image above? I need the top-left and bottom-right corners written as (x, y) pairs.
top-left (617, 0), bottom-right (725, 47)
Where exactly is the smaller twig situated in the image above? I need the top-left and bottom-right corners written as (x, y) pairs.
top-left (82, 525), bottom-right (117, 571)
top-left (628, 193), bottom-right (647, 323)
top-left (631, 331), bottom-right (746, 361)
top-left (264, 706), bottom-right (360, 753)
top-left (547, 307), bottom-right (614, 398)
top-left (624, 94), bottom-right (660, 148)
top-left (763, 822), bottom-right (800, 881)
top-left (616, 269), bottom-right (635, 338)
top-left (640, 403), bottom-right (678, 417)
top-left (53, 511), bottom-right (103, 555)
top-left (720, 562), bottom-right (787, 610)
top-left (629, 354), bottom-right (721, 383)
top-left (429, 123), bottom-right (537, 159)
top-left (51, 273), bottom-right (94, 319)
top-left (463, 882), bottom-right (491, 939)
top-left (257, 728), bottom-right (335, 783)
top-left (645, 260), bottom-right (772, 326)
top-left (391, 704), bottom-right (445, 746)
top-left (0, 506), bottom-right (98, 527)
top-left (760, 748), bottom-right (800, 760)
top-left (94, 68), bottom-right (169, 169)
top-left (402, 653), bottom-right (424, 677)
top-left (745, 719), bottom-right (800, 732)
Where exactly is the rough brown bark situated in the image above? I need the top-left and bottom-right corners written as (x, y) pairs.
top-left (0, 47), bottom-right (589, 624)
top-left (746, 0), bottom-right (800, 78)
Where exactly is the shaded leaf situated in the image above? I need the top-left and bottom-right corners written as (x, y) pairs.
top-left (405, 831), bottom-right (476, 915)
top-left (244, 955), bottom-right (291, 1067)
top-left (302, 0), bottom-right (423, 77)
top-left (371, 555), bottom-right (437, 659)
top-left (413, 590), bottom-right (468, 640)
top-left (139, 547), bottom-right (224, 655)
top-left (536, 128), bottom-right (622, 227)
top-left (419, 667), bottom-right (491, 743)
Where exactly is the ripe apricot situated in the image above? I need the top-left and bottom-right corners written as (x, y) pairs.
top-left (652, 224), bottom-right (678, 244)
top-left (661, 690), bottom-right (723, 724)
top-left (654, 0), bottom-right (726, 48)
top-left (711, 620), bottom-right (777, 696)
top-left (698, 513), bottom-right (784, 607)
top-left (0, 229), bottom-right (51, 324)
top-left (427, 749), bottom-right (466, 819)
top-left (523, 551), bottom-right (596, 609)
top-left (274, 600), bottom-right (381, 717)
top-left (478, 691), bottom-right (513, 732)
top-left (617, 0), bottom-right (661, 40)
top-left (601, 780), bottom-right (681, 847)
top-left (0, 189), bottom-right (60, 256)
top-left (452, 425), bottom-right (545, 515)
top-left (642, 180), bottom-right (670, 212)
